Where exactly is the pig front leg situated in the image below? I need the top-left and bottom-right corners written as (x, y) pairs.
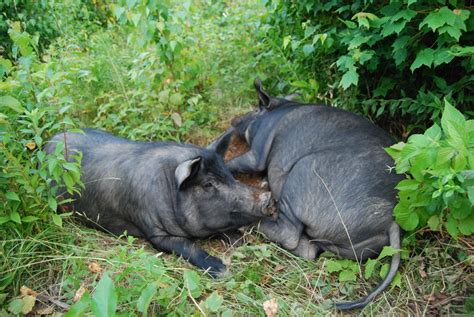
top-left (257, 199), bottom-right (304, 251)
top-left (149, 235), bottom-right (227, 278)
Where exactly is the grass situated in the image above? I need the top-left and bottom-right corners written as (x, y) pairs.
top-left (2, 222), bottom-right (473, 315)
top-left (1, 0), bottom-right (473, 315)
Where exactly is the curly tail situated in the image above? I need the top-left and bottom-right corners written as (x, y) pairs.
top-left (335, 222), bottom-right (401, 310)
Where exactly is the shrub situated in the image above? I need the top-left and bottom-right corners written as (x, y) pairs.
top-left (0, 22), bottom-right (83, 231)
top-left (261, 0), bottom-right (473, 131)
top-left (387, 100), bottom-right (474, 238)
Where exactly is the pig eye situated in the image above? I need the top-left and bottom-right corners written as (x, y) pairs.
top-left (203, 181), bottom-right (214, 189)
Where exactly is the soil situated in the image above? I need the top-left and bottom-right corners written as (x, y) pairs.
top-left (223, 132), bottom-right (268, 190)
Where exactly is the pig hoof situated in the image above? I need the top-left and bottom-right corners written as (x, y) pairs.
top-left (204, 257), bottom-right (228, 278)
top-left (213, 268), bottom-right (231, 279)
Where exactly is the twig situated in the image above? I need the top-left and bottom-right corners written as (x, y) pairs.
top-left (37, 294), bottom-right (70, 311)
top-left (186, 283), bottom-right (206, 317)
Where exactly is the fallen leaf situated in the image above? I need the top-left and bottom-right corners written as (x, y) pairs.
top-left (263, 298), bottom-right (278, 317)
top-left (88, 261), bottom-right (102, 274)
top-left (20, 285), bottom-right (37, 297)
top-left (261, 275), bottom-right (271, 285)
top-left (35, 305), bottom-right (54, 315)
top-left (418, 257), bottom-right (427, 278)
top-left (26, 142), bottom-right (36, 150)
top-left (73, 284), bottom-right (86, 302)
top-left (274, 264), bottom-right (285, 272)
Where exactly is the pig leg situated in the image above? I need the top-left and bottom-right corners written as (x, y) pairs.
top-left (227, 150), bottom-right (268, 174)
top-left (148, 235), bottom-right (227, 278)
top-left (290, 234), bottom-right (319, 260)
top-left (257, 199), bottom-right (303, 250)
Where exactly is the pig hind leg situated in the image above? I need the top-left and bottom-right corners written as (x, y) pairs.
top-left (290, 234), bottom-right (320, 259)
top-left (100, 217), bottom-right (145, 238)
top-left (320, 233), bottom-right (388, 261)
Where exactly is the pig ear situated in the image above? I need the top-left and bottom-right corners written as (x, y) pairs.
top-left (254, 78), bottom-right (271, 109)
top-left (207, 127), bottom-right (233, 158)
top-left (175, 157), bottom-right (201, 189)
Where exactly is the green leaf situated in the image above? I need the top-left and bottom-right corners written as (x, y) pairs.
top-left (419, 7), bottom-right (453, 32)
top-left (377, 246), bottom-right (399, 260)
top-left (438, 26), bottom-right (462, 41)
top-left (302, 44), bottom-right (315, 56)
top-left (8, 298), bottom-right (23, 314)
top-left (410, 48), bottom-right (434, 72)
top-left (137, 282), bottom-right (157, 317)
top-left (183, 270), bottom-right (202, 298)
top-left (450, 199), bottom-right (472, 220)
top-left (0, 96), bottom-right (24, 113)
top-left (65, 291), bottom-right (91, 317)
top-left (396, 179), bottom-right (419, 191)
top-left (391, 9), bottom-right (417, 22)
top-left (63, 172), bottom-right (74, 190)
top-left (48, 196), bottom-right (58, 211)
top-left (394, 203), bottom-right (419, 231)
top-left (325, 260), bottom-right (343, 273)
top-left (339, 67), bottom-right (359, 89)
top-left (433, 49), bottom-right (455, 67)
top-left (5, 192), bottom-right (20, 201)
top-left (364, 259), bottom-right (378, 279)
top-left (0, 216), bottom-right (10, 225)
top-left (52, 214), bottom-right (63, 227)
top-left (458, 213), bottom-right (474, 235)
top-left (339, 270), bottom-right (357, 282)
top-left (0, 293), bottom-right (7, 305)
top-left (113, 6), bottom-right (126, 19)
top-left (427, 215), bottom-right (440, 230)
top-left (468, 186), bottom-right (474, 205)
top-left (391, 36), bottom-right (410, 65)
top-left (441, 99), bottom-right (466, 137)
top-left (205, 291), bottom-right (223, 313)
top-left (380, 263), bottom-right (389, 279)
top-left (91, 272), bottom-right (117, 317)
top-left (169, 93), bottom-right (182, 106)
top-left (381, 20), bottom-right (407, 36)
top-left (22, 216), bottom-right (39, 223)
top-left (10, 212), bottom-right (21, 224)
top-left (425, 123), bottom-right (442, 141)
top-left (445, 216), bottom-right (459, 238)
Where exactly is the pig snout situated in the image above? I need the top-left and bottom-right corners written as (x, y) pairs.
top-left (256, 191), bottom-right (277, 217)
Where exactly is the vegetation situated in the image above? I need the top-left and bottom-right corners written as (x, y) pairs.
top-left (0, 0), bottom-right (473, 315)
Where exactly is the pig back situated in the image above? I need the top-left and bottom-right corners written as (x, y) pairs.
top-left (47, 129), bottom-right (201, 236)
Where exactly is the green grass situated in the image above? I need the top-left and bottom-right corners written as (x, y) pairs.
top-left (2, 222), bottom-right (473, 315)
top-left (1, 0), bottom-right (473, 315)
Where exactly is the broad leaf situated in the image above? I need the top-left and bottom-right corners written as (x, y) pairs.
top-left (91, 272), bottom-right (117, 317)
top-left (137, 282), bottom-right (157, 317)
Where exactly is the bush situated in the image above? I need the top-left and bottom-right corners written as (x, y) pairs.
top-left (261, 0), bottom-right (473, 131)
top-left (387, 100), bottom-right (474, 238)
top-left (0, 0), bottom-right (108, 58)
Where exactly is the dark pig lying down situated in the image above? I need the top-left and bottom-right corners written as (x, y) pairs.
top-left (209, 79), bottom-right (403, 309)
top-left (45, 129), bottom-right (275, 277)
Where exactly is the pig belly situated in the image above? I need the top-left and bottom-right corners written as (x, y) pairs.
top-left (278, 150), bottom-right (395, 254)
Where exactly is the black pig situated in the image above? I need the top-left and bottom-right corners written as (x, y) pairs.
top-left (210, 79), bottom-right (403, 309)
top-left (46, 129), bottom-right (275, 277)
